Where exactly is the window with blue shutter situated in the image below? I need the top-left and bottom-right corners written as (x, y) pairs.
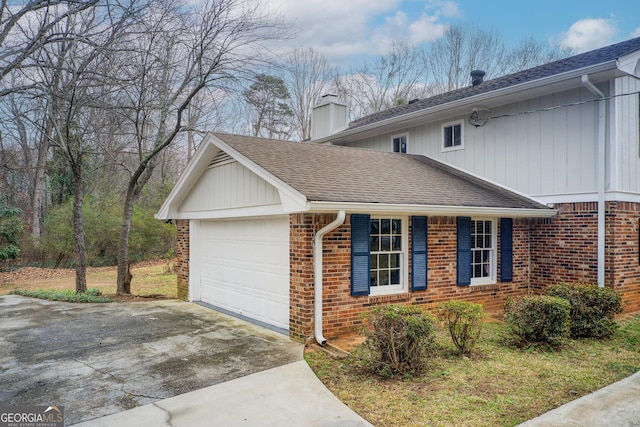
top-left (457, 217), bottom-right (472, 286)
top-left (411, 216), bottom-right (428, 291)
top-left (500, 218), bottom-right (513, 282)
top-left (351, 214), bottom-right (370, 296)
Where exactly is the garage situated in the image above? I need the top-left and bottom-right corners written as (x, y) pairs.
top-left (193, 216), bottom-right (290, 332)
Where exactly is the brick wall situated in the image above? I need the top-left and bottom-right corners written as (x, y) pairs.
top-left (175, 219), bottom-right (189, 301)
top-left (289, 213), bottom-right (531, 341)
top-left (530, 201), bottom-right (640, 313)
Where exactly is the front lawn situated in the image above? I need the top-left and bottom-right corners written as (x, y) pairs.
top-left (305, 316), bottom-right (640, 427)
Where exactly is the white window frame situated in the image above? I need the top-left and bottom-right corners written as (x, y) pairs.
top-left (391, 133), bottom-right (408, 153)
top-left (441, 120), bottom-right (464, 152)
top-left (369, 216), bottom-right (409, 296)
top-left (470, 218), bottom-right (497, 286)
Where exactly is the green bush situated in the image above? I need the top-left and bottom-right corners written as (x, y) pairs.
top-left (10, 288), bottom-right (111, 303)
top-left (545, 283), bottom-right (623, 338)
top-left (363, 304), bottom-right (437, 376)
top-left (436, 300), bottom-right (485, 355)
top-left (504, 295), bottom-right (571, 347)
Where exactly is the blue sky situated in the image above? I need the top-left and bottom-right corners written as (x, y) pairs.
top-left (269, 0), bottom-right (640, 68)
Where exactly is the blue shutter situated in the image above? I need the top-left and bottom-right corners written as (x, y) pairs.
top-left (457, 217), bottom-right (471, 286)
top-left (411, 216), bottom-right (428, 291)
top-left (500, 218), bottom-right (513, 282)
top-left (351, 214), bottom-right (370, 296)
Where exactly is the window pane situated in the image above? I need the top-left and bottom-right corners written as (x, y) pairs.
top-left (370, 219), bottom-right (379, 235)
top-left (370, 236), bottom-right (379, 251)
top-left (370, 271), bottom-right (378, 287)
top-left (444, 126), bottom-right (452, 147)
top-left (485, 221), bottom-right (491, 234)
top-left (475, 235), bottom-right (482, 248)
top-left (379, 270), bottom-right (389, 286)
top-left (381, 236), bottom-right (391, 251)
top-left (474, 251), bottom-right (482, 263)
top-left (381, 219), bottom-right (390, 234)
top-left (380, 254), bottom-right (389, 268)
top-left (474, 264), bottom-right (482, 277)
top-left (485, 235), bottom-right (491, 248)
top-left (392, 236), bottom-right (401, 251)
top-left (453, 124), bottom-right (461, 146)
top-left (393, 138), bottom-right (400, 152)
top-left (370, 254), bottom-right (378, 269)
top-left (392, 219), bottom-right (401, 234)
top-left (390, 269), bottom-right (400, 285)
top-left (390, 253), bottom-right (399, 268)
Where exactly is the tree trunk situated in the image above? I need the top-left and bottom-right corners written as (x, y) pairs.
top-left (72, 162), bottom-right (87, 293)
top-left (116, 184), bottom-right (137, 294)
top-left (31, 121), bottom-right (52, 239)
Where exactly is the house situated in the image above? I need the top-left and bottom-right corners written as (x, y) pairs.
top-left (157, 36), bottom-right (640, 343)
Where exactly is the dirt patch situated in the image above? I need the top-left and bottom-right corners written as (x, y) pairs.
top-left (0, 260), bottom-right (176, 300)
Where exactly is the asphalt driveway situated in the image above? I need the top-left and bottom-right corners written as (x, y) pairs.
top-left (0, 295), bottom-right (302, 425)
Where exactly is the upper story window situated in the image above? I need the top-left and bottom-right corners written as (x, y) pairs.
top-left (471, 219), bottom-right (496, 285)
top-left (442, 121), bottom-right (463, 151)
top-left (392, 134), bottom-right (407, 153)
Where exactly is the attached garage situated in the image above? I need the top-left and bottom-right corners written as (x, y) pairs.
top-left (191, 217), bottom-right (290, 332)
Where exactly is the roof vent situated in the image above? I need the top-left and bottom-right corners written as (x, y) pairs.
top-left (470, 70), bottom-right (485, 86)
top-left (408, 98), bottom-right (419, 104)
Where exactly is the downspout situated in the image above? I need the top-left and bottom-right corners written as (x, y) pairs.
top-left (581, 75), bottom-right (606, 288)
top-left (313, 210), bottom-right (346, 346)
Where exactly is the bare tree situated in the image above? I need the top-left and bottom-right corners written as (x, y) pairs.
top-left (334, 41), bottom-right (433, 118)
top-left (428, 25), bottom-right (508, 92)
top-left (282, 47), bottom-right (333, 141)
top-left (0, 0), bottom-right (100, 96)
top-left (504, 37), bottom-right (573, 73)
top-left (113, 0), bottom-right (288, 294)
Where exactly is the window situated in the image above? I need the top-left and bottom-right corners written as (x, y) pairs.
top-left (351, 215), bottom-right (409, 296)
top-left (471, 219), bottom-right (495, 284)
top-left (392, 134), bottom-right (407, 153)
top-left (442, 121), bottom-right (463, 151)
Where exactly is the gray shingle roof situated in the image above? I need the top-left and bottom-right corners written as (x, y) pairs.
top-left (214, 133), bottom-right (549, 211)
top-left (349, 36), bottom-right (640, 129)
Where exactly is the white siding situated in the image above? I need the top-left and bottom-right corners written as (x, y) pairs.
top-left (343, 87), bottom-right (601, 199)
top-left (179, 160), bottom-right (280, 213)
top-left (614, 76), bottom-right (640, 193)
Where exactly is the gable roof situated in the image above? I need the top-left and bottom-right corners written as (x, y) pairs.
top-left (347, 36), bottom-right (640, 131)
top-left (213, 133), bottom-right (552, 216)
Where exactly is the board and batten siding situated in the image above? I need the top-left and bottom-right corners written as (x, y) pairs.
top-left (613, 75), bottom-right (640, 194)
top-left (345, 87), bottom-right (603, 200)
top-left (179, 160), bottom-right (280, 213)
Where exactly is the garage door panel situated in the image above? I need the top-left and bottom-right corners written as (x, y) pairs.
top-left (197, 217), bottom-right (289, 331)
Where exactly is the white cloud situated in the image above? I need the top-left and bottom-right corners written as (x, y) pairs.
top-left (265, 0), bottom-right (458, 67)
top-left (560, 18), bottom-right (618, 53)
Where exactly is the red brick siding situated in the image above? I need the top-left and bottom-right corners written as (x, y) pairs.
top-left (530, 202), bottom-right (598, 290)
top-left (606, 202), bottom-right (640, 312)
top-left (530, 201), bottom-right (640, 313)
top-left (175, 219), bottom-right (189, 301)
top-left (289, 213), bottom-right (531, 340)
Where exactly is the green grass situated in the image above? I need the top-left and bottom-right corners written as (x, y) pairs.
top-left (305, 316), bottom-right (640, 427)
top-left (10, 288), bottom-right (111, 303)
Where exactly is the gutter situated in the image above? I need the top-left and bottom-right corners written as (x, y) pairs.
top-left (307, 202), bottom-right (556, 218)
top-left (581, 74), bottom-right (606, 288)
top-left (313, 210), bottom-right (346, 346)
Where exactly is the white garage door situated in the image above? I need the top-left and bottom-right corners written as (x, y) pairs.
top-left (197, 217), bottom-right (290, 331)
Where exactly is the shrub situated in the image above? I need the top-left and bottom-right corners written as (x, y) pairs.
top-left (363, 304), bottom-right (436, 376)
top-left (545, 283), bottom-right (623, 338)
top-left (10, 288), bottom-right (111, 303)
top-left (436, 300), bottom-right (485, 355)
top-left (504, 295), bottom-right (571, 347)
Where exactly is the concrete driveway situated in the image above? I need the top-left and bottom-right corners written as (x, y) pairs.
top-left (0, 295), bottom-right (302, 425)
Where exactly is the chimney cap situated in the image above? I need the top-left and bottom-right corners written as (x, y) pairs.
top-left (470, 70), bottom-right (485, 86)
